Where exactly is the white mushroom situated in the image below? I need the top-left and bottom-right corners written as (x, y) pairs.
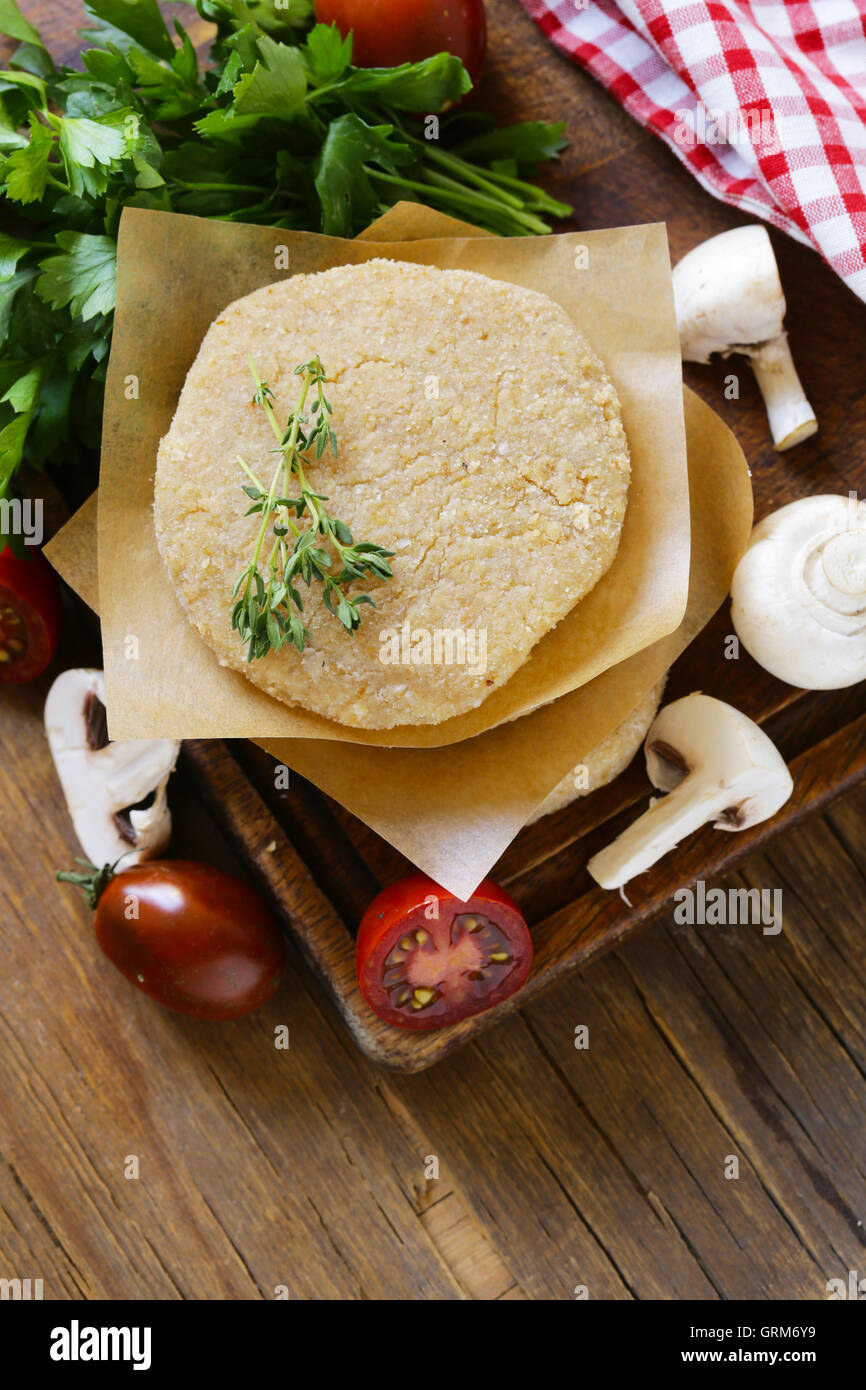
top-left (45, 669), bottom-right (180, 868)
top-left (731, 494), bottom-right (866, 689)
top-left (672, 225), bottom-right (817, 451)
top-left (587, 694), bottom-right (793, 889)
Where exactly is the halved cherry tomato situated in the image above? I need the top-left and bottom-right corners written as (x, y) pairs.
top-left (0, 543), bottom-right (61, 683)
top-left (314, 0), bottom-right (487, 87)
top-left (61, 860), bottom-right (286, 1021)
top-left (356, 872), bottom-right (532, 1030)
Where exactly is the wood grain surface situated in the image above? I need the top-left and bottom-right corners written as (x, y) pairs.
top-left (1, 0), bottom-right (865, 1300)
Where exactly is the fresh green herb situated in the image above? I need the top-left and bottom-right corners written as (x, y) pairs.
top-left (232, 355), bottom-right (394, 661)
top-left (0, 0), bottom-right (571, 503)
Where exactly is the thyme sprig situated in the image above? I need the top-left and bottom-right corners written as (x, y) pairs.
top-left (231, 356), bottom-right (394, 662)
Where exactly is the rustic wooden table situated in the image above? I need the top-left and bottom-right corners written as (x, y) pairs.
top-left (1, 0), bottom-right (864, 1300)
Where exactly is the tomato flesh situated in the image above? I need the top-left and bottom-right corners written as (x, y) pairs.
top-left (95, 861), bottom-right (286, 1021)
top-left (357, 873), bottom-right (532, 1029)
top-left (314, 0), bottom-right (487, 86)
top-left (0, 544), bottom-right (61, 683)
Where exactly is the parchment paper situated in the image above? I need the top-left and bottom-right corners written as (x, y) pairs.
top-left (45, 491), bottom-right (99, 613)
top-left (47, 205), bottom-right (753, 898)
top-left (96, 205), bottom-right (690, 746)
top-left (258, 388), bottom-right (751, 895)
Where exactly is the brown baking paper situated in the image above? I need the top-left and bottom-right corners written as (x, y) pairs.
top-left (45, 490), bottom-right (99, 613)
top-left (96, 204), bottom-right (690, 747)
top-left (259, 387), bottom-right (750, 896)
top-left (46, 207), bottom-right (752, 898)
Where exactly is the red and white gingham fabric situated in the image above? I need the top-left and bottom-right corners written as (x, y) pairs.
top-left (517, 0), bottom-right (866, 301)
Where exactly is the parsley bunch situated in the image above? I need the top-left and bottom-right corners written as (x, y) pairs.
top-left (0, 0), bottom-right (570, 501)
top-left (232, 355), bottom-right (394, 660)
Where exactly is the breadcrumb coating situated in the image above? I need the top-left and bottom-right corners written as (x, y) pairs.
top-left (155, 260), bottom-right (630, 729)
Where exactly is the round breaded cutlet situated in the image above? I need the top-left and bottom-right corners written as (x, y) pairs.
top-left (526, 679), bottom-right (666, 824)
top-left (154, 259), bottom-right (630, 729)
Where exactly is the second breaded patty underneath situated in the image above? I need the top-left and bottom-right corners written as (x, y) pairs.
top-left (155, 259), bottom-right (630, 729)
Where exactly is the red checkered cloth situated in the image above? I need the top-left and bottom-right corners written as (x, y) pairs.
top-left (518, 0), bottom-right (866, 300)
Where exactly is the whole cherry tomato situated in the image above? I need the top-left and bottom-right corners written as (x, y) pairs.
top-left (60, 860), bottom-right (286, 1021)
top-left (314, 0), bottom-right (487, 86)
top-left (356, 872), bottom-right (532, 1030)
top-left (0, 542), bottom-right (61, 683)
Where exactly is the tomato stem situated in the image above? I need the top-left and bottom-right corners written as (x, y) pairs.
top-left (56, 859), bottom-right (119, 911)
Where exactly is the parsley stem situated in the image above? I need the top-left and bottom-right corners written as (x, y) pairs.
top-left (172, 181), bottom-right (268, 194)
top-left (366, 168), bottom-right (551, 235)
top-left (463, 164), bottom-right (572, 217)
top-left (421, 167), bottom-right (552, 234)
top-left (413, 142), bottom-right (526, 211)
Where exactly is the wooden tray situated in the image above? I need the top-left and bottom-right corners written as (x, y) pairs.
top-left (170, 36), bottom-right (866, 1071)
top-left (27, 0), bottom-right (866, 1075)
top-left (171, 164), bottom-right (866, 1068)
top-left (180, 643), bottom-right (866, 1071)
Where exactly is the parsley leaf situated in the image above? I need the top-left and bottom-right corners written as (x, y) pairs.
top-left (2, 113), bottom-right (53, 202)
top-left (315, 113), bottom-right (411, 236)
top-left (302, 22), bottom-right (353, 86)
top-left (58, 114), bottom-right (127, 198)
top-left (81, 0), bottom-right (176, 62)
top-left (335, 53), bottom-right (471, 113)
top-left (454, 120), bottom-right (570, 167)
top-left (37, 233), bottom-right (117, 321)
top-left (0, 230), bottom-right (32, 279)
top-left (0, 267), bottom-right (34, 343)
top-left (232, 36), bottom-right (308, 121)
top-left (0, 410), bottom-right (31, 490)
top-left (0, 0), bottom-right (42, 47)
top-left (0, 3), bottom-right (570, 495)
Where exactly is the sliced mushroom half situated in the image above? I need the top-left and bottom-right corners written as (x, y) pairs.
top-left (587, 693), bottom-right (793, 890)
top-left (45, 669), bottom-right (180, 868)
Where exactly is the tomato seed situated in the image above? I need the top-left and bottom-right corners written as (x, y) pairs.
top-left (0, 602), bottom-right (28, 662)
top-left (411, 988), bottom-right (438, 1009)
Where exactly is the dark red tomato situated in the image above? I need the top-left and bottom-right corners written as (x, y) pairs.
top-left (93, 861), bottom-right (286, 1021)
top-left (356, 873), bottom-right (532, 1030)
top-left (314, 0), bottom-right (487, 86)
top-left (0, 543), bottom-right (61, 683)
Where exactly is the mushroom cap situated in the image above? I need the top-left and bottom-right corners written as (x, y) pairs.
top-left (45, 668), bottom-right (180, 868)
top-left (673, 225), bottom-right (786, 363)
top-left (731, 495), bottom-right (866, 690)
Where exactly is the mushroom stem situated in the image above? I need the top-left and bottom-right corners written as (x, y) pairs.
top-left (672, 224), bottom-right (818, 452)
top-left (749, 334), bottom-right (818, 451)
top-left (588, 781), bottom-right (735, 890)
top-left (820, 529), bottom-right (866, 596)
